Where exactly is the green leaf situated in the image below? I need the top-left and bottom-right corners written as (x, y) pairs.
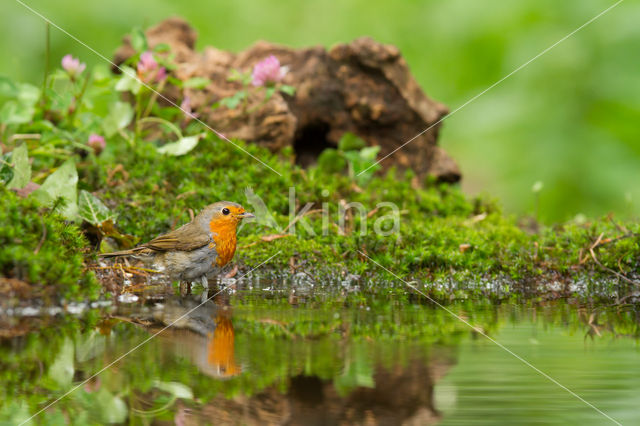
top-left (0, 76), bottom-right (19, 100)
top-left (228, 69), bottom-right (243, 81)
top-left (344, 145), bottom-right (381, 186)
top-left (157, 135), bottom-right (200, 156)
top-left (264, 86), bottom-right (277, 101)
top-left (48, 338), bottom-right (75, 388)
top-left (219, 91), bottom-right (246, 109)
top-left (182, 77), bottom-right (211, 89)
top-left (91, 64), bottom-right (113, 82)
top-left (0, 152), bottom-right (14, 184)
top-left (338, 132), bottom-right (367, 152)
top-left (359, 146), bottom-right (381, 163)
top-left (0, 101), bottom-right (35, 125)
top-left (31, 158), bottom-right (79, 220)
top-left (244, 187), bottom-right (282, 231)
top-left (0, 401), bottom-right (33, 426)
top-left (153, 43), bottom-right (171, 53)
top-left (130, 27), bottom-right (148, 52)
top-left (16, 83), bottom-right (40, 105)
top-left (7, 143), bottom-right (30, 189)
top-left (279, 84), bottom-right (296, 96)
top-left (75, 330), bottom-right (106, 362)
top-left (94, 389), bottom-right (128, 424)
top-left (102, 101), bottom-right (134, 137)
top-left (0, 78), bottom-right (38, 101)
top-left (114, 66), bottom-right (141, 95)
top-left (78, 190), bottom-right (116, 226)
top-left (317, 148), bottom-right (346, 173)
top-left (42, 409), bottom-right (66, 426)
top-left (153, 380), bottom-right (194, 400)
top-left (0, 80), bottom-right (39, 125)
top-left (227, 69), bottom-right (252, 85)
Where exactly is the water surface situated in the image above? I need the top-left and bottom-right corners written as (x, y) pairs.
top-left (1, 284), bottom-right (639, 425)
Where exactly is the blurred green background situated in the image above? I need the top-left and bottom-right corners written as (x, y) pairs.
top-left (2, 0), bottom-right (639, 223)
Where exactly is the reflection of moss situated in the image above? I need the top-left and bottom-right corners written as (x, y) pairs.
top-left (1, 299), bottom-right (637, 423)
top-left (0, 186), bottom-right (99, 300)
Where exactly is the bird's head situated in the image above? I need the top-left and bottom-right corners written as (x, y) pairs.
top-left (195, 201), bottom-right (255, 235)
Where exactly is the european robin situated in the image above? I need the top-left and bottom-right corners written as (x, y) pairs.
top-left (100, 201), bottom-right (254, 288)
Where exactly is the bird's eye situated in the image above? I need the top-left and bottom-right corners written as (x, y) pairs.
top-left (222, 208), bottom-right (230, 215)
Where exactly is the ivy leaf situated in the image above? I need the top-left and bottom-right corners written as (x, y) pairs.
top-left (102, 101), bottom-right (134, 137)
top-left (7, 143), bottom-right (30, 189)
top-left (279, 84), bottom-right (296, 96)
top-left (31, 159), bottom-right (79, 220)
top-left (157, 135), bottom-right (200, 156)
top-left (182, 77), bottom-right (211, 89)
top-left (78, 190), bottom-right (116, 226)
top-left (114, 66), bottom-right (141, 95)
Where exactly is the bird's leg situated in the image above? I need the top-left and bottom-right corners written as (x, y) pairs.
top-left (200, 275), bottom-right (209, 290)
top-left (200, 276), bottom-right (210, 303)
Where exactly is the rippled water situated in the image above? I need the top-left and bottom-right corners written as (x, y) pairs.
top-left (1, 284), bottom-right (639, 425)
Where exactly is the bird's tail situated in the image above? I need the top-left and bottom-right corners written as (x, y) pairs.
top-left (98, 249), bottom-right (137, 258)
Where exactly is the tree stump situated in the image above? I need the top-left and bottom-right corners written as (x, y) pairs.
top-left (114, 18), bottom-right (461, 183)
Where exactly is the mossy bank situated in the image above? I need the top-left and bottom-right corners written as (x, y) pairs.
top-left (0, 44), bottom-right (638, 304)
top-left (2, 134), bottom-right (639, 303)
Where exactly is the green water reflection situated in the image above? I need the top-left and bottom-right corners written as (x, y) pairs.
top-left (1, 294), bottom-right (639, 425)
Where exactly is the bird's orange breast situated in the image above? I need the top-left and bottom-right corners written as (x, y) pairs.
top-left (209, 219), bottom-right (238, 267)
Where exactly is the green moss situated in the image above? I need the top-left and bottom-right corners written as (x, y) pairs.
top-left (0, 186), bottom-right (99, 300)
top-left (3, 130), bottom-right (639, 300)
top-left (1, 65), bottom-right (638, 301)
top-left (89, 133), bottom-right (640, 296)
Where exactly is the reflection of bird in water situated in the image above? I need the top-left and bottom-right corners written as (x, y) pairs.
top-left (207, 315), bottom-right (241, 377)
top-left (141, 296), bottom-right (242, 378)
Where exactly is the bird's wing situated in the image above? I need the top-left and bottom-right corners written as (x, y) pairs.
top-left (142, 223), bottom-right (211, 252)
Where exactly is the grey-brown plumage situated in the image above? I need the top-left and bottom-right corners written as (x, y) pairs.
top-left (100, 201), bottom-right (254, 288)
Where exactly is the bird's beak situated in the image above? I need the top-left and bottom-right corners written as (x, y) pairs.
top-left (237, 211), bottom-right (255, 219)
